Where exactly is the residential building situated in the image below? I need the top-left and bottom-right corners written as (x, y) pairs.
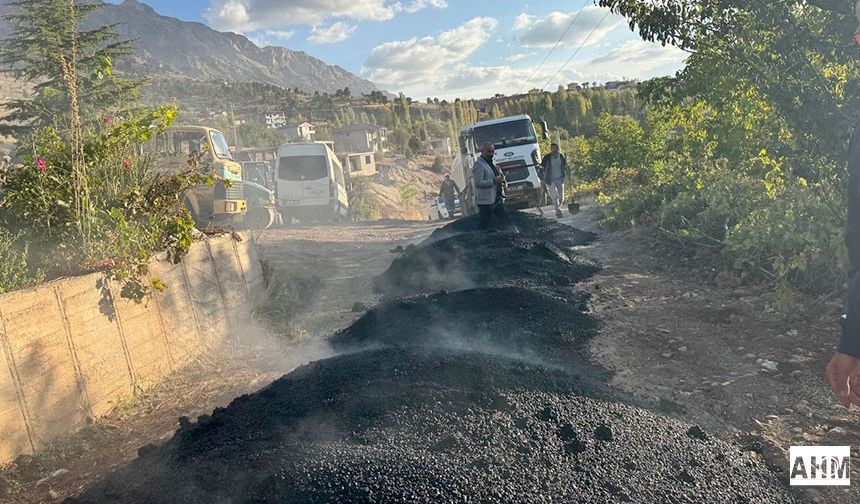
top-left (341, 152), bottom-right (377, 177)
top-left (606, 80), bottom-right (640, 91)
top-left (332, 124), bottom-right (388, 154)
top-left (426, 137), bottom-right (451, 156)
top-left (296, 122), bottom-right (316, 141)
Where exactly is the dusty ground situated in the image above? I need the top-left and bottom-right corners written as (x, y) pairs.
top-left (0, 221), bottom-right (439, 503)
top-left (2, 207), bottom-right (856, 502)
top-left (67, 213), bottom-right (794, 504)
top-left (563, 205), bottom-right (860, 503)
top-left (367, 155), bottom-right (446, 221)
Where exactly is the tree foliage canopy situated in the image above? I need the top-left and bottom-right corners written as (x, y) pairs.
top-left (0, 0), bottom-right (140, 134)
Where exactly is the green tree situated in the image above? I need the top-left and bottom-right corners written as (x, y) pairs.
top-left (585, 114), bottom-right (650, 182)
top-left (0, 0), bottom-right (140, 134)
top-left (431, 155), bottom-right (445, 174)
top-left (598, 0), bottom-right (860, 166)
top-left (490, 103), bottom-right (502, 119)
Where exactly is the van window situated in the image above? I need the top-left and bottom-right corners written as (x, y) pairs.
top-left (279, 156), bottom-right (328, 181)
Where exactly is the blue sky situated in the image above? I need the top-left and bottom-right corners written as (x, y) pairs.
top-left (113, 0), bottom-right (687, 99)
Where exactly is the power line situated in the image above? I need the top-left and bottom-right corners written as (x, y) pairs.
top-left (542, 10), bottom-right (612, 91)
top-left (515, 0), bottom-right (591, 96)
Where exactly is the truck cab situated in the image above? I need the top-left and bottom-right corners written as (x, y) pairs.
top-left (453, 115), bottom-right (546, 214)
top-left (147, 126), bottom-right (247, 226)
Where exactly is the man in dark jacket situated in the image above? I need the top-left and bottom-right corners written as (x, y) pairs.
top-left (827, 122), bottom-right (860, 407)
top-left (540, 143), bottom-right (568, 218)
top-left (438, 174), bottom-right (460, 220)
top-left (826, 6), bottom-right (860, 406)
top-left (473, 142), bottom-right (509, 230)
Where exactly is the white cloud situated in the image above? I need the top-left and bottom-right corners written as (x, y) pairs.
top-left (309, 22), bottom-right (357, 44)
top-left (403, 0), bottom-right (448, 14)
top-left (246, 29), bottom-right (296, 47)
top-left (513, 6), bottom-right (624, 49)
top-left (587, 39), bottom-right (687, 76)
top-left (205, 0), bottom-right (445, 33)
top-left (265, 29), bottom-right (297, 41)
top-left (362, 17), bottom-right (498, 90)
top-left (439, 64), bottom-right (590, 98)
top-left (508, 53), bottom-right (533, 63)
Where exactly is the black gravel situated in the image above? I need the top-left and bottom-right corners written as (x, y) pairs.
top-left (374, 231), bottom-right (599, 299)
top-left (423, 210), bottom-right (597, 249)
top-left (70, 348), bottom-right (795, 504)
top-left (332, 286), bottom-right (595, 368)
top-left (67, 214), bottom-right (795, 504)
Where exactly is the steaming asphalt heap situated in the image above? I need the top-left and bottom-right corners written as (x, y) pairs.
top-left (70, 211), bottom-right (795, 503)
top-left (374, 213), bottom-right (599, 299)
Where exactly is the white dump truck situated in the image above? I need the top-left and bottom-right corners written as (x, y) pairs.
top-left (452, 114), bottom-right (548, 215)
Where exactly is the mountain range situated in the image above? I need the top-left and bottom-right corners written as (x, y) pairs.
top-left (0, 0), bottom-right (378, 95)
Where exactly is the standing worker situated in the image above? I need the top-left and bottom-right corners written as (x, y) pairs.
top-left (438, 173), bottom-right (461, 220)
top-left (826, 1), bottom-right (860, 407)
top-left (827, 122), bottom-right (860, 407)
top-left (473, 142), bottom-right (510, 230)
top-left (540, 143), bottom-right (568, 218)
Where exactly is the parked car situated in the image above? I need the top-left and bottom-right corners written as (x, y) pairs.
top-left (432, 196), bottom-right (462, 220)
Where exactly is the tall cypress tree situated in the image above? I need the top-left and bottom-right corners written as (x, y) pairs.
top-left (0, 0), bottom-right (141, 135)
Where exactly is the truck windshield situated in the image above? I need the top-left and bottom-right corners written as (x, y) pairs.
top-left (279, 156), bottom-right (328, 181)
top-left (474, 119), bottom-right (537, 148)
top-left (209, 131), bottom-right (233, 160)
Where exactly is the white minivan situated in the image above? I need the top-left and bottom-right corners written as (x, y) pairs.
top-left (276, 142), bottom-right (350, 222)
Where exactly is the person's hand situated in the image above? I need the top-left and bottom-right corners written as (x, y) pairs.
top-left (826, 352), bottom-right (860, 407)
top-left (495, 175), bottom-right (504, 184)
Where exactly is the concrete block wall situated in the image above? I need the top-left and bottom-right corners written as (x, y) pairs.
top-left (0, 232), bottom-right (266, 464)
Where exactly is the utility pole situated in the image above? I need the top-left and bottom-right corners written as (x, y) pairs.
top-left (230, 103), bottom-right (242, 151)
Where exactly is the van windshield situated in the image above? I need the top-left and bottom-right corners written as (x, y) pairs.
top-left (473, 119), bottom-right (537, 148)
top-left (279, 156), bottom-right (328, 181)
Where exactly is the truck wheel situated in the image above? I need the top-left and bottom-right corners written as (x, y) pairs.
top-left (183, 196), bottom-right (206, 229)
top-left (245, 204), bottom-right (275, 229)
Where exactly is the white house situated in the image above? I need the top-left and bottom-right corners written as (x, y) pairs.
top-left (296, 122), bottom-right (316, 141)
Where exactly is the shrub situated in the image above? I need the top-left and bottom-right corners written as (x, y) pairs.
top-left (348, 176), bottom-right (381, 221)
top-left (430, 155), bottom-right (445, 174)
top-left (0, 106), bottom-right (198, 299)
top-left (399, 183), bottom-right (418, 206)
top-left (0, 227), bottom-right (44, 294)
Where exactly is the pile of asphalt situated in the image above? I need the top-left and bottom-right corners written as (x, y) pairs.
top-left (69, 213), bottom-right (795, 504)
top-left (331, 286), bottom-right (594, 368)
top-left (71, 348), bottom-right (794, 504)
top-left (374, 231), bottom-right (599, 299)
top-left (422, 210), bottom-right (596, 248)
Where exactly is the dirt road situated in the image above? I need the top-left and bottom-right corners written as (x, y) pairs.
top-left (2, 209), bottom-right (851, 502)
top-left (66, 211), bottom-right (795, 503)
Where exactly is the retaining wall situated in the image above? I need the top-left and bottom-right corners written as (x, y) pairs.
top-left (0, 232), bottom-right (266, 464)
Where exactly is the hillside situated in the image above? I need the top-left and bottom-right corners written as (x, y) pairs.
top-left (0, 0), bottom-right (377, 95)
